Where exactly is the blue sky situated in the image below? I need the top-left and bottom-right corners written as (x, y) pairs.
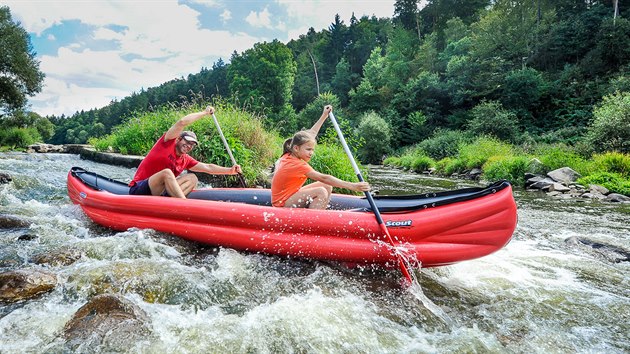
top-left (4, 0), bottom-right (400, 117)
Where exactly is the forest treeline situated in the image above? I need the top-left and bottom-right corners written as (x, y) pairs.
top-left (37, 0), bottom-right (630, 153)
top-left (2, 1), bottom-right (629, 157)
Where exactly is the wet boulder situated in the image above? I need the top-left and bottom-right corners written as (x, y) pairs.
top-left (63, 294), bottom-right (151, 350)
top-left (32, 247), bottom-right (82, 266)
top-left (0, 269), bottom-right (57, 303)
top-left (606, 193), bottom-right (630, 203)
top-left (0, 172), bottom-right (11, 184)
top-left (0, 214), bottom-right (30, 229)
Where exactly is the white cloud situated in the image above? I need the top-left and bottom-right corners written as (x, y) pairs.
top-left (4, 0), bottom-right (264, 116)
top-left (245, 7), bottom-right (273, 29)
top-left (276, 0), bottom-right (395, 40)
top-left (220, 9), bottom-right (232, 22)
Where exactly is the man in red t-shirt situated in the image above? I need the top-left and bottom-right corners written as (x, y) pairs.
top-left (129, 106), bottom-right (241, 198)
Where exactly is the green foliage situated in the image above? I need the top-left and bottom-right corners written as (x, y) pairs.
top-left (586, 91), bottom-right (630, 153)
top-left (410, 155), bottom-right (435, 173)
top-left (0, 126), bottom-right (40, 148)
top-left (577, 172), bottom-right (630, 197)
top-left (295, 92), bottom-right (340, 133)
top-left (591, 152), bottom-right (630, 177)
top-left (308, 143), bottom-right (365, 193)
top-left (383, 156), bottom-right (400, 166)
top-left (228, 40), bottom-right (297, 120)
top-left (467, 101), bottom-right (519, 143)
top-left (457, 136), bottom-right (514, 170)
top-left (535, 144), bottom-right (593, 175)
top-left (417, 129), bottom-right (471, 160)
top-left (355, 111), bottom-right (392, 164)
top-left (483, 155), bottom-right (531, 185)
top-left (0, 6), bottom-right (44, 113)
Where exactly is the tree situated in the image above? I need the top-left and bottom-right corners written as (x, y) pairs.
top-left (467, 101), bottom-right (519, 143)
top-left (355, 111), bottom-right (392, 164)
top-left (0, 6), bottom-right (44, 114)
top-left (227, 40), bottom-right (297, 122)
top-left (587, 91), bottom-right (630, 153)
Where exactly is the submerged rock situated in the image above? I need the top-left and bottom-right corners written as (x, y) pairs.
top-left (0, 172), bottom-right (12, 184)
top-left (565, 236), bottom-right (630, 263)
top-left (32, 247), bottom-right (82, 266)
top-left (63, 293), bottom-right (151, 350)
top-left (0, 214), bottom-right (31, 229)
top-left (0, 269), bottom-right (57, 303)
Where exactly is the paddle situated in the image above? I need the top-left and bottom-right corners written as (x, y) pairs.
top-left (211, 113), bottom-right (247, 188)
top-left (328, 112), bottom-right (413, 285)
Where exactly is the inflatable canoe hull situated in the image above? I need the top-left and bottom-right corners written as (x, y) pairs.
top-left (67, 167), bottom-right (517, 267)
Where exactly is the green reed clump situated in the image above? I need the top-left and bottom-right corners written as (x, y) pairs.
top-left (578, 172), bottom-right (630, 196)
top-left (483, 155), bottom-right (532, 186)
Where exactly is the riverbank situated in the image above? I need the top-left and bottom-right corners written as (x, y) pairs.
top-left (27, 143), bottom-right (143, 168)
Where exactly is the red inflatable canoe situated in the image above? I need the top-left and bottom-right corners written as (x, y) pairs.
top-left (67, 167), bottom-right (517, 267)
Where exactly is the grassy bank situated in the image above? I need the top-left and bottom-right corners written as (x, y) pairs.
top-left (384, 135), bottom-right (630, 196)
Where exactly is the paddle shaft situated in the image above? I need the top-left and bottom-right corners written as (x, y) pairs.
top-left (211, 113), bottom-right (246, 187)
top-left (328, 112), bottom-right (413, 284)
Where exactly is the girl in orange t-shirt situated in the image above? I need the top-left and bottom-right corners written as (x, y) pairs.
top-left (271, 106), bottom-right (370, 209)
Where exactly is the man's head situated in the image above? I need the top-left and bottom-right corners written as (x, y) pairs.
top-left (180, 131), bottom-right (198, 145)
top-left (176, 131), bottom-right (198, 156)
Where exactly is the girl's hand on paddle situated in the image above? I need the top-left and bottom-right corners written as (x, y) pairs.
top-left (205, 106), bottom-right (215, 115)
top-left (351, 181), bottom-right (370, 192)
top-left (230, 165), bottom-right (242, 175)
top-left (322, 105), bottom-right (332, 117)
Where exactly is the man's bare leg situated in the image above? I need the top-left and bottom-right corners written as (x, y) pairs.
top-left (148, 169), bottom-right (186, 198)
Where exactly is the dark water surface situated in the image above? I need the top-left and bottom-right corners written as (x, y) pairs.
top-left (1, 153), bottom-right (628, 353)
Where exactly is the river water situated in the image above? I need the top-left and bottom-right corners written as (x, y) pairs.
top-left (0, 152), bottom-right (628, 353)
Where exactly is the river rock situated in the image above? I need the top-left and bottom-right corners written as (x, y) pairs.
top-left (63, 294), bottom-right (151, 350)
top-left (580, 192), bottom-right (607, 200)
top-left (606, 193), bottom-right (630, 203)
top-left (528, 178), bottom-right (557, 191)
top-left (27, 143), bottom-right (66, 153)
top-left (0, 269), bottom-right (57, 303)
top-left (466, 168), bottom-right (483, 180)
top-left (565, 236), bottom-right (630, 263)
top-left (32, 247), bottom-right (82, 266)
top-left (547, 167), bottom-right (581, 184)
top-left (549, 183), bottom-right (571, 193)
top-left (0, 214), bottom-right (31, 229)
top-left (0, 172), bottom-right (12, 184)
top-left (589, 184), bottom-right (610, 195)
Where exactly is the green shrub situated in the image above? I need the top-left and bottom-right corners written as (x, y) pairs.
top-left (355, 111), bottom-right (392, 164)
top-left (417, 129), bottom-right (471, 160)
top-left (0, 127), bottom-right (41, 148)
top-left (435, 157), bottom-right (468, 175)
top-left (577, 172), bottom-right (630, 196)
top-left (383, 156), bottom-right (400, 166)
top-left (410, 155), bottom-right (435, 172)
top-left (458, 136), bottom-right (513, 169)
top-left (535, 144), bottom-right (594, 175)
top-left (591, 152), bottom-right (630, 176)
top-left (309, 143), bottom-right (365, 193)
top-left (467, 101), bottom-right (519, 143)
top-left (586, 91), bottom-right (630, 153)
top-left (483, 155), bottom-right (531, 186)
